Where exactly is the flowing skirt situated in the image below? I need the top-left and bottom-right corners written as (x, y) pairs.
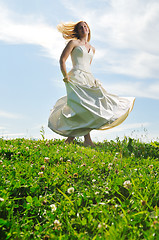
top-left (48, 68), bottom-right (135, 137)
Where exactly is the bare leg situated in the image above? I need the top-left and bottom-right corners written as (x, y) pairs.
top-left (84, 132), bottom-right (95, 147)
top-left (65, 137), bottom-right (75, 143)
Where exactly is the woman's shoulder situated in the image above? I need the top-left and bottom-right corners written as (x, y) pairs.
top-left (67, 39), bottom-right (80, 47)
top-left (64, 40), bottom-right (79, 52)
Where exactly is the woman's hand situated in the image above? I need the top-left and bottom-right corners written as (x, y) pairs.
top-left (63, 76), bottom-right (70, 83)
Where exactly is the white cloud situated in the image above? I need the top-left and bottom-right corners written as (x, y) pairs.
top-left (0, 4), bottom-right (64, 62)
top-left (97, 0), bottom-right (159, 50)
top-left (102, 80), bottom-right (159, 100)
top-left (94, 48), bottom-right (159, 79)
top-left (0, 110), bottom-right (23, 119)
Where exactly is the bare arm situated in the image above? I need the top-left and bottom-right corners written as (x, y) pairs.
top-left (90, 46), bottom-right (95, 64)
top-left (59, 40), bottom-right (76, 82)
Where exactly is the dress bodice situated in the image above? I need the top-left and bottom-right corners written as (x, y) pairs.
top-left (71, 45), bottom-right (94, 73)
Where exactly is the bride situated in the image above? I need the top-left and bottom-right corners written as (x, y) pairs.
top-left (48, 21), bottom-right (135, 146)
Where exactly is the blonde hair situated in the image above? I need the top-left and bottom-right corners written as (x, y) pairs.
top-left (57, 21), bottom-right (91, 42)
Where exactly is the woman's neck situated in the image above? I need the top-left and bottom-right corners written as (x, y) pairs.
top-left (79, 36), bottom-right (88, 45)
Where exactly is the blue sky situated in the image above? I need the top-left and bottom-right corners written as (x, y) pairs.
top-left (0, 0), bottom-right (159, 142)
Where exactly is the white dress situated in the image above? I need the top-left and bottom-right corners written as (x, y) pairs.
top-left (48, 45), bottom-right (135, 137)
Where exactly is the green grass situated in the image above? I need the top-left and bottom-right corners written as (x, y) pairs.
top-left (0, 137), bottom-right (159, 239)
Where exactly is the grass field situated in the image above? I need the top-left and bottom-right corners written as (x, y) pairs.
top-left (0, 137), bottom-right (159, 239)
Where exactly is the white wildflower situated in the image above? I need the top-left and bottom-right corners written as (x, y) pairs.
top-left (0, 197), bottom-right (4, 202)
top-left (108, 163), bottom-right (113, 170)
top-left (50, 204), bottom-right (57, 212)
top-left (40, 165), bottom-right (45, 171)
top-left (98, 222), bottom-right (107, 229)
top-left (0, 160), bottom-right (3, 165)
top-left (149, 165), bottom-right (153, 169)
top-left (54, 220), bottom-right (62, 230)
top-left (44, 157), bottom-right (50, 162)
top-left (38, 172), bottom-right (43, 176)
top-left (123, 180), bottom-right (132, 189)
top-left (92, 179), bottom-right (96, 182)
top-left (98, 223), bottom-right (102, 229)
top-left (67, 187), bottom-right (74, 194)
top-left (105, 191), bottom-right (109, 194)
top-left (115, 204), bottom-right (120, 208)
top-left (43, 209), bottom-right (47, 215)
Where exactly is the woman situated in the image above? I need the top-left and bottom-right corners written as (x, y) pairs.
top-left (48, 21), bottom-right (135, 146)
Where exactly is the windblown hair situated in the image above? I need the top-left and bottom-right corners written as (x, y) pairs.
top-left (57, 21), bottom-right (91, 42)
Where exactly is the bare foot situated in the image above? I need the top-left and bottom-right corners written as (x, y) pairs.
top-left (65, 137), bottom-right (75, 144)
top-left (84, 141), bottom-right (95, 147)
top-left (84, 132), bottom-right (95, 147)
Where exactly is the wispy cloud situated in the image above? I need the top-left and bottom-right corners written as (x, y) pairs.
top-left (0, 110), bottom-right (23, 119)
top-left (0, 3), bottom-right (64, 62)
top-left (102, 81), bottom-right (159, 100)
top-left (94, 48), bottom-right (159, 80)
